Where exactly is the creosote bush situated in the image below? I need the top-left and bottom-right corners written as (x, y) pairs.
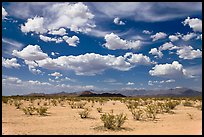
top-left (96, 107), bottom-right (102, 113)
top-left (79, 108), bottom-right (90, 118)
top-left (36, 106), bottom-right (48, 116)
top-left (14, 101), bottom-right (23, 109)
top-left (100, 113), bottom-right (127, 130)
top-left (131, 108), bottom-right (144, 120)
top-left (22, 105), bottom-right (36, 115)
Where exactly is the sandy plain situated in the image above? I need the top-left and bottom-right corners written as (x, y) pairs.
top-left (2, 99), bottom-right (202, 135)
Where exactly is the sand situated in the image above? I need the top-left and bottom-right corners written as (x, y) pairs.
top-left (2, 100), bottom-right (202, 135)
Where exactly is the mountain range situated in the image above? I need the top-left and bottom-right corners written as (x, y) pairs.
top-left (24, 87), bottom-right (202, 97)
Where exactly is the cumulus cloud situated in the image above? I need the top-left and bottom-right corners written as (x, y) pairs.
top-left (126, 82), bottom-right (134, 85)
top-left (182, 32), bottom-right (197, 41)
top-left (48, 28), bottom-right (67, 36)
top-left (150, 32), bottom-right (167, 41)
top-left (159, 42), bottom-right (178, 51)
top-left (149, 48), bottom-right (163, 58)
top-left (148, 79), bottom-right (175, 86)
top-left (103, 33), bottom-right (142, 50)
top-left (49, 72), bottom-right (63, 79)
top-left (51, 52), bottom-right (59, 56)
top-left (12, 45), bottom-right (49, 61)
top-left (2, 57), bottom-right (21, 68)
top-left (21, 16), bottom-right (47, 34)
top-left (182, 17), bottom-right (202, 32)
top-left (143, 30), bottom-right (152, 34)
top-left (19, 3), bottom-right (95, 35)
top-left (63, 35), bottom-right (80, 47)
top-left (149, 61), bottom-right (186, 78)
top-left (176, 45), bottom-right (202, 60)
top-left (168, 33), bottom-right (182, 42)
top-left (2, 7), bottom-right (8, 19)
top-left (124, 52), bottom-right (153, 65)
top-left (113, 17), bottom-right (125, 25)
top-left (13, 45), bottom-right (153, 76)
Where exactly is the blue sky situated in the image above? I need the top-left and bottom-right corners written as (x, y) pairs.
top-left (2, 2), bottom-right (202, 96)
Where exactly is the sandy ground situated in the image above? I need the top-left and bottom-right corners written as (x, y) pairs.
top-left (2, 100), bottom-right (202, 135)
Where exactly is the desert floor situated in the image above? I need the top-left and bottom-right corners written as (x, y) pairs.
top-left (2, 100), bottom-right (202, 135)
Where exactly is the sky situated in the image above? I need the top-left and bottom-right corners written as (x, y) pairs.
top-left (2, 2), bottom-right (202, 96)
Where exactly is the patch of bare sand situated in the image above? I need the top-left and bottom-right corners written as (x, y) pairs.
top-left (2, 100), bottom-right (202, 135)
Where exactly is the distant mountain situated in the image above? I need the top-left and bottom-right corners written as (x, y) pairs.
top-left (115, 87), bottom-right (202, 97)
top-left (23, 88), bottom-right (201, 97)
top-left (78, 91), bottom-right (126, 97)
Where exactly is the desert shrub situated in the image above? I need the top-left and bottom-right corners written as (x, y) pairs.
top-left (76, 102), bottom-right (86, 109)
top-left (115, 113), bottom-right (127, 128)
top-left (36, 106), bottom-right (48, 116)
top-left (166, 100), bottom-right (179, 109)
top-left (60, 102), bottom-right (65, 107)
top-left (112, 102), bottom-right (116, 105)
top-left (22, 105), bottom-right (36, 115)
top-left (14, 101), bottom-right (23, 109)
top-left (195, 104), bottom-right (202, 110)
top-left (126, 101), bottom-right (139, 110)
top-left (131, 108), bottom-right (144, 120)
top-left (2, 97), bottom-right (9, 104)
top-left (183, 101), bottom-right (193, 107)
top-left (97, 107), bottom-right (102, 113)
top-left (145, 104), bottom-right (157, 120)
top-left (37, 101), bottom-right (40, 106)
top-left (43, 102), bottom-right (48, 106)
top-left (100, 113), bottom-right (116, 129)
top-left (79, 108), bottom-right (90, 118)
top-left (51, 99), bottom-right (57, 106)
top-left (100, 112), bottom-right (127, 130)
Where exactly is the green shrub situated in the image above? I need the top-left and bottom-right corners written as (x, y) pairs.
top-left (22, 105), bottom-right (36, 115)
top-left (183, 101), bottom-right (193, 107)
top-left (96, 107), bottom-right (102, 113)
top-left (14, 101), bottom-right (23, 109)
top-left (100, 113), bottom-right (127, 130)
top-left (115, 113), bottom-right (127, 128)
top-left (36, 106), bottom-right (48, 116)
top-left (131, 108), bottom-right (144, 120)
top-left (2, 97), bottom-right (9, 104)
top-left (145, 104), bottom-right (157, 120)
top-left (79, 108), bottom-right (90, 118)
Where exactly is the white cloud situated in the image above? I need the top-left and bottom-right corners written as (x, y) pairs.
top-left (150, 32), bottom-right (167, 41)
top-left (12, 45), bottom-right (49, 61)
top-left (196, 34), bottom-right (202, 40)
top-left (176, 45), bottom-right (202, 60)
top-left (168, 33), bottom-right (182, 42)
top-left (159, 42), bottom-right (178, 51)
top-left (51, 52), bottom-right (59, 56)
top-left (2, 76), bottom-right (22, 85)
top-left (48, 28), bottom-right (67, 36)
top-left (182, 32), bottom-right (197, 41)
top-left (149, 48), bottom-right (163, 58)
top-left (124, 52), bottom-right (153, 65)
top-left (113, 17), bottom-right (125, 25)
top-left (2, 7), bottom-right (8, 19)
top-left (3, 75), bottom-right (95, 95)
top-left (21, 16), bottom-right (47, 34)
top-left (182, 17), bottom-right (202, 32)
top-left (49, 72), bottom-right (63, 77)
top-left (103, 33), bottom-right (141, 50)
top-left (24, 60), bottom-right (42, 74)
top-left (2, 57), bottom-right (21, 68)
top-left (148, 79), bottom-right (175, 86)
top-left (126, 82), bottom-right (134, 85)
top-left (19, 3), bottom-right (95, 35)
top-left (12, 44), bottom-right (154, 76)
top-left (63, 35), bottom-right (80, 47)
top-left (2, 38), bottom-right (24, 55)
top-left (143, 30), bottom-right (152, 34)
top-left (89, 2), bottom-right (201, 22)
top-left (166, 79), bottom-right (175, 83)
top-left (149, 61), bottom-right (186, 78)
